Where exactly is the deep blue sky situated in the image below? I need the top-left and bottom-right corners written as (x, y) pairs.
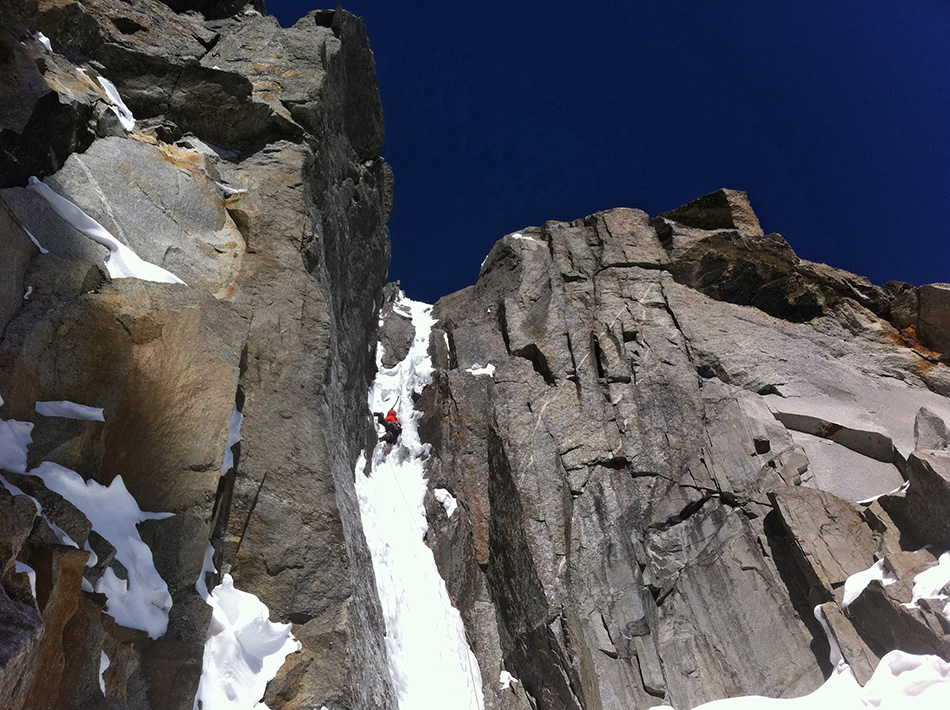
top-left (268, 1), bottom-right (950, 304)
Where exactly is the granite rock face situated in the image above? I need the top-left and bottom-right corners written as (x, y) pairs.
top-left (411, 192), bottom-right (950, 709)
top-left (0, 2), bottom-right (393, 708)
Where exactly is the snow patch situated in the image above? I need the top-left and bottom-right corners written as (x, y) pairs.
top-left (24, 226), bottom-right (49, 254)
top-left (357, 292), bottom-right (484, 710)
top-left (0, 416), bottom-right (33, 474)
top-left (192, 574), bottom-right (301, 710)
top-left (511, 232), bottom-right (535, 242)
top-left (905, 552), bottom-right (950, 615)
top-left (195, 543), bottom-right (216, 600)
top-left (655, 649), bottom-right (950, 708)
top-left (29, 461), bottom-right (173, 638)
top-left (433, 488), bottom-right (458, 518)
top-left (221, 405), bottom-right (243, 475)
top-left (33, 32), bottom-right (52, 54)
top-left (23, 286), bottom-right (33, 300)
top-left (84, 540), bottom-right (98, 567)
top-left (858, 480), bottom-right (910, 505)
top-left (15, 561), bottom-right (36, 599)
top-left (214, 181), bottom-right (248, 196)
top-left (465, 363), bottom-right (495, 378)
top-left (99, 651), bottom-right (110, 695)
top-left (36, 400), bottom-right (105, 422)
top-left (97, 76), bottom-right (135, 131)
top-left (27, 177), bottom-right (186, 285)
top-left (499, 670), bottom-right (519, 690)
top-left (842, 559), bottom-right (898, 609)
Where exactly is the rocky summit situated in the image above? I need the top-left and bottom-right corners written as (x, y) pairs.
top-left (0, 2), bottom-right (949, 710)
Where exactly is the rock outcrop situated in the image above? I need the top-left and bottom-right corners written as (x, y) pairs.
top-left (0, 1), bottom-right (393, 708)
top-left (409, 191), bottom-right (950, 709)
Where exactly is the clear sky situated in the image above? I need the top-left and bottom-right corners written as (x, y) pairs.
top-left (267, 1), bottom-right (950, 304)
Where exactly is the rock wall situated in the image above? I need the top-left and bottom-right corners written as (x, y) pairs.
top-left (412, 191), bottom-right (950, 709)
top-left (0, 2), bottom-right (394, 708)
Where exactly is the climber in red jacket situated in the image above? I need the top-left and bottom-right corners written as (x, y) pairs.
top-left (374, 408), bottom-right (402, 445)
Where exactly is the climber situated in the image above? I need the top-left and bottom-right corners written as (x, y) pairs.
top-left (374, 408), bottom-right (402, 446)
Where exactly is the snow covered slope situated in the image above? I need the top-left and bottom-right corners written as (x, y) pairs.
top-left (356, 293), bottom-right (484, 710)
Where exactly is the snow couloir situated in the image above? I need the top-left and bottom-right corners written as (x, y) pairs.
top-left (356, 293), bottom-right (485, 710)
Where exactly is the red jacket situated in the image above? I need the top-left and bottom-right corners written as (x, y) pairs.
top-left (384, 409), bottom-right (399, 425)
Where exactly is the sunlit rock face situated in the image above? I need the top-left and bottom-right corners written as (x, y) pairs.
top-left (0, 1), bottom-right (392, 708)
top-left (415, 191), bottom-right (950, 709)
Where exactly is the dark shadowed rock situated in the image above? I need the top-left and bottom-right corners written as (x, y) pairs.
top-left (659, 188), bottom-right (764, 237)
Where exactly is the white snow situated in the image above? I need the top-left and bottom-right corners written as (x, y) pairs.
top-left (221, 405), bottom-right (243, 475)
top-left (36, 400), bottom-right (105, 422)
top-left (23, 286), bottom-right (33, 300)
top-left (27, 177), bottom-right (186, 285)
top-left (192, 573), bottom-right (301, 710)
top-left (499, 670), bottom-right (519, 690)
top-left (15, 560), bottom-right (36, 599)
top-left (842, 559), bottom-right (898, 609)
top-left (84, 540), bottom-right (98, 567)
top-left (99, 650), bottom-right (110, 694)
top-left (28, 461), bottom-right (173, 639)
top-left (196, 543), bottom-right (216, 600)
top-left (465, 363), bottom-right (495, 378)
top-left (356, 292), bottom-right (484, 710)
top-left (24, 226), bottom-right (49, 254)
top-left (905, 552), bottom-right (950, 616)
top-left (434, 488), bottom-right (458, 518)
top-left (0, 415), bottom-right (33, 474)
top-left (656, 649), bottom-right (950, 709)
top-left (510, 232), bottom-right (535, 242)
top-left (655, 600), bottom-right (950, 709)
top-left (214, 181), bottom-right (248, 196)
top-left (97, 76), bottom-right (135, 131)
top-left (857, 480), bottom-right (910, 505)
top-left (33, 32), bottom-right (52, 54)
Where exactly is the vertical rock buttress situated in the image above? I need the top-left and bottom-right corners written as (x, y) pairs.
top-left (0, 2), bottom-right (395, 708)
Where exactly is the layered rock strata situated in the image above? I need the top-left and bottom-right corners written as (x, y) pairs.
top-left (409, 190), bottom-right (950, 709)
top-left (0, 2), bottom-right (393, 708)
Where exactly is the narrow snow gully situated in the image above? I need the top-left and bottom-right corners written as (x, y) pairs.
top-left (355, 293), bottom-right (485, 710)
